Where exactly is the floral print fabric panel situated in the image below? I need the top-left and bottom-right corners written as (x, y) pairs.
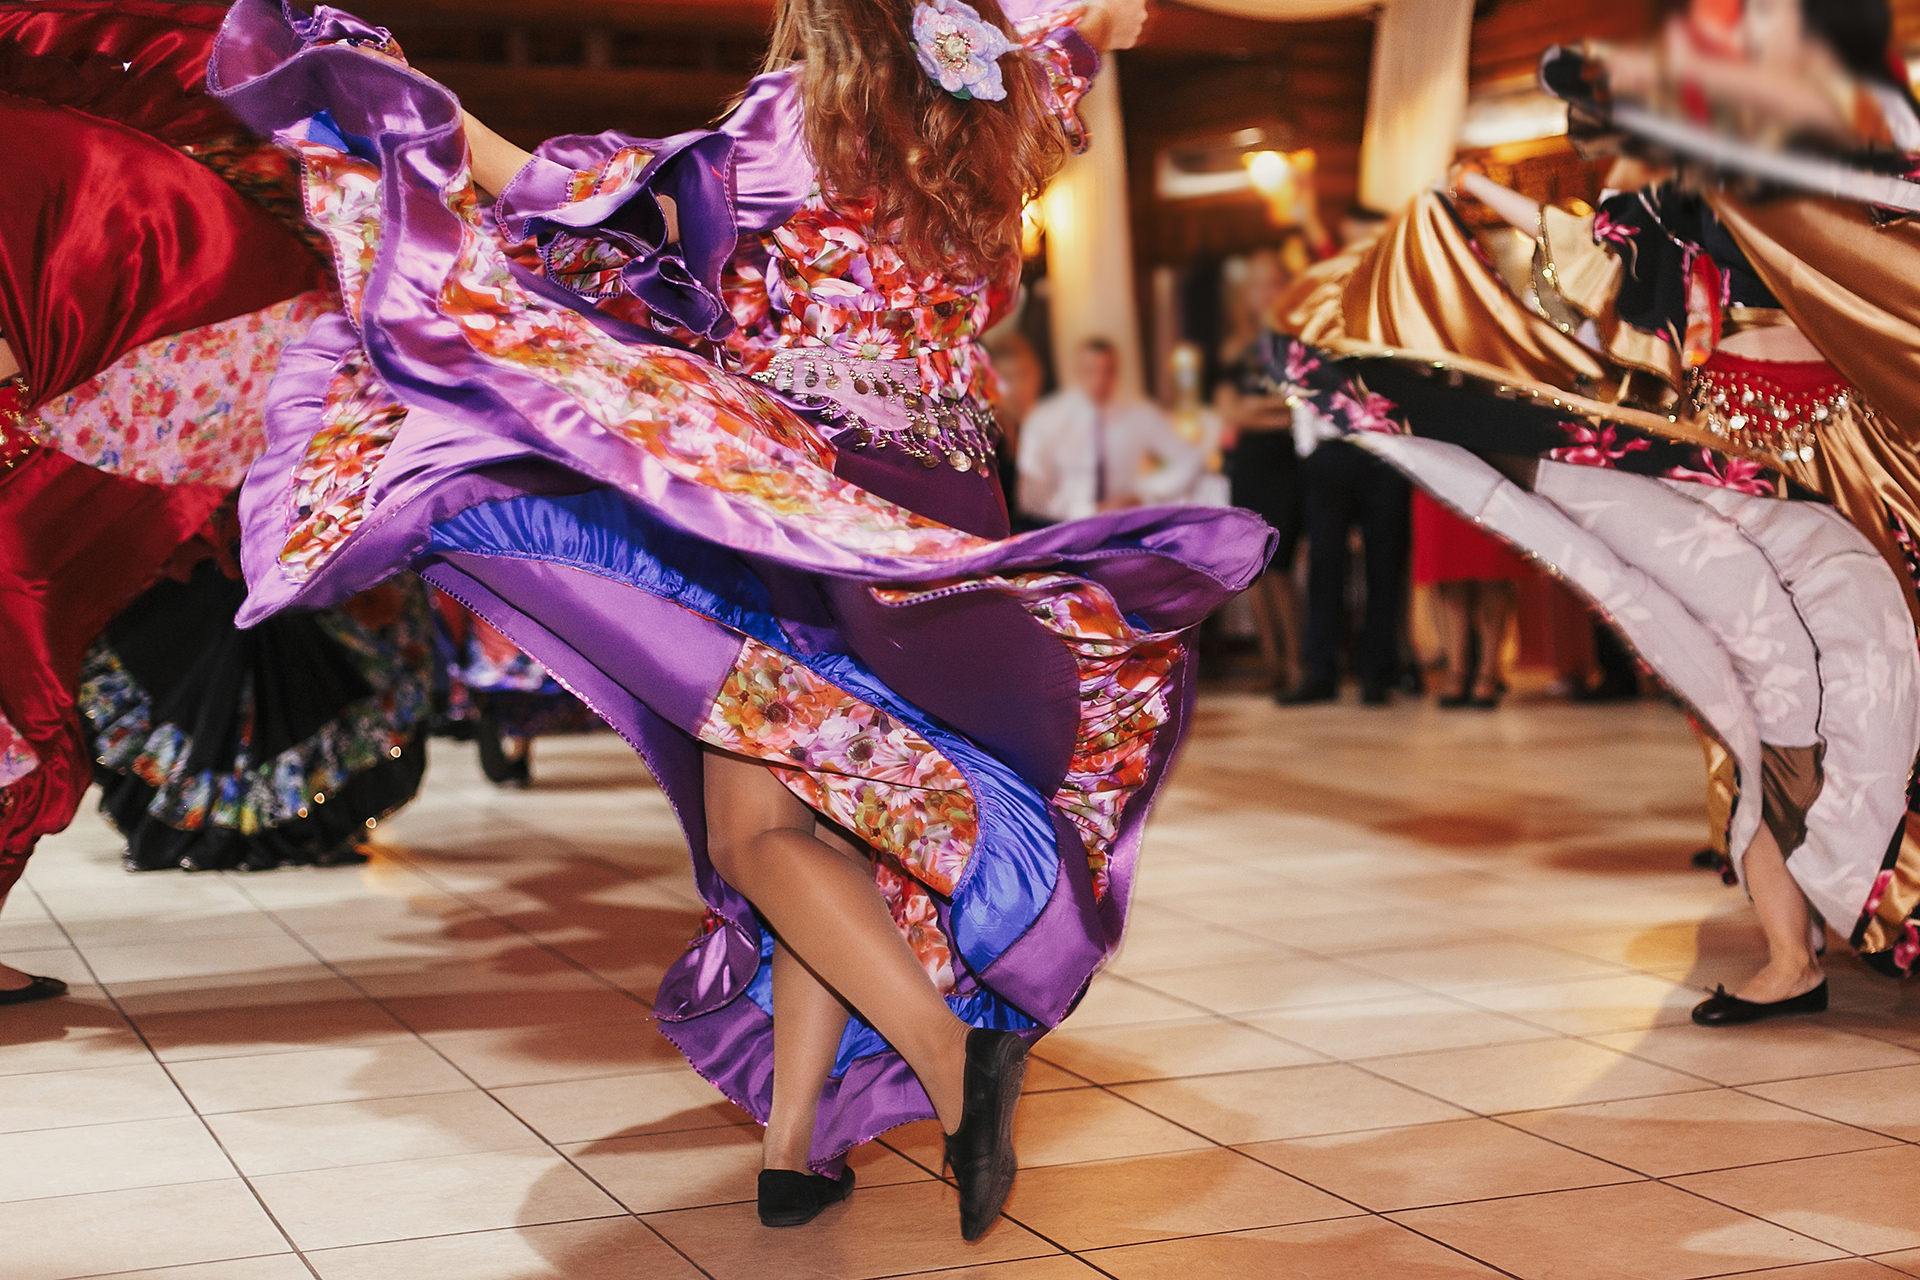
top-left (541, 145), bottom-right (660, 300)
top-left (279, 347), bottom-right (411, 581)
top-left (722, 191), bottom-right (1015, 402)
top-left (698, 636), bottom-right (977, 992)
top-left (0, 710), bottom-right (37, 790)
top-left (284, 128), bottom-right (385, 325)
top-left (1015, 3), bottom-right (1096, 152)
top-left (875, 571), bottom-right (1182, 900)
top-left (27, 291), bottom-right (335, 487)
top-left (426, 166), bottom-right (1009, 563)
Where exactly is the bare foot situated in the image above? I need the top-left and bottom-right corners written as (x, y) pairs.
top-left (1732, 957), bottom-right (1824, 1005)
top-left (0, 961), bottom-right (36, 992)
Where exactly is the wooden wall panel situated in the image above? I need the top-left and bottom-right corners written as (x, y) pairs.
top-left (1470, 0), bottom-right (1660, 89)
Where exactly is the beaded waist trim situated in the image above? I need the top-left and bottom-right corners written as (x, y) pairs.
top-left (751, 350), bottom-right (998, 476)
top-left (1687, 363), bottom-right (1862, 466)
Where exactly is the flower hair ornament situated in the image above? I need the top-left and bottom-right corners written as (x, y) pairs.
top-left (912, 0), bottom-right (1015, 102)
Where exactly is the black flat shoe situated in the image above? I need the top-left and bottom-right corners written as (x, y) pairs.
top-left (944, 1027), bottom-right (1029, 1242)
top-left (1277, 681), bottom-right (1338, 706)
top-left (0, 975), bottom-right (67, 1007)
top-left (757, 1167), bottom-right (854, 1227)
top-left (1691, 981), bottom-right (1828, 1026)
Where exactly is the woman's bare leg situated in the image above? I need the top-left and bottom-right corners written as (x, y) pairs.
top-left (760, 822), bottom-right (861, 1172)
top-left (764, 937), bottom-right (850, 1171)
top-left (1732, 824), bottom-right (1825, 1003)
top-left (703, 749), bottom-right (970, 1131)
top-left (1471, 581), bottom-right (1514, 698)
top-left (1268, 569), bottom-right (1305, 692)
top-left (1435, 582), bottom-right (1472, 697)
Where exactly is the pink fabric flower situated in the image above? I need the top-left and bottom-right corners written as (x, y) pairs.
top-left (1548, 421), bottom-right (1651, 469)
top-left (1895, 920), bottom-right (1920, 973)
top-left (913, 0), bottom-right (1014, 102)
top-left (1331, 390), bottom-right (1400, 435)
top-left (1864, 869), bottom-right (1896, 916)
top-left (1592, 210), bottom-right (1634, 248)
top-left (1664, 449), bottom-right (1774, 497)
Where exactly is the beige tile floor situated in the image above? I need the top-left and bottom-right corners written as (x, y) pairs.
top-left (4, 691), bottom-right (1920, 1279)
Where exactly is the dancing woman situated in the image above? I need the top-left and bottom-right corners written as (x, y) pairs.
top-left (212, 0), bottom-right (1267, 1238)
top-left (0, 0), bottom-right (328, 999)
top-left (1266, 0), bottom-right (1920, 1025)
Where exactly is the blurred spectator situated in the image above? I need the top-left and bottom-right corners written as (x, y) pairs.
top-left (1284, 411), bottom-right (1411, 707)
top-left (1018, 337), bottom-right (1203, 524)
top-left (1215, 248), bottom-right (1307, 694)
top-left (1167, 342), bottom-right (1229, 508)
top-left (987, 331), bottom-right (1048, 533)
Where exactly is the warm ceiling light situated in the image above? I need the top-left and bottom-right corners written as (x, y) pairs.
top-left (1244, 149), bottom-right (1292, 198)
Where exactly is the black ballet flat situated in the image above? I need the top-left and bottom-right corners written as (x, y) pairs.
top-left (1691, 981), bottom-right (1828, 1026)
top-left (0, 975), bottom-right (67, 1007)
top-left (944, 1027), bottom-right (1030, 1242)
top-left (757, 1167), bottom-right (855, 1227)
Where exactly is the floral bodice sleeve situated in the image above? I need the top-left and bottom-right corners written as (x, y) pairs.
top-left (1010, 2), bottom-right (1100, 154)
top-left (494, 7), bottom-right (1102, 396)
top-left (493, 130), bottom-right (740, 342)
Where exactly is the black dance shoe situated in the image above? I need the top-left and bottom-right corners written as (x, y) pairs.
top-left (944, 1027), bottom-right (1030, 1242)
top-left (1278, 680), bottom-right (1338, 707)
top-left (757, 1167), bottom-right (855, 1227)
top-left (0, 975), bottom-right (67, 1007)
top-left (1691, 981), bottom-right (1828, 1027)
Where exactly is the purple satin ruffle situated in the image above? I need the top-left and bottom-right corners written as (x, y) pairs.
top-left (497, 129), bottom-right (739, 341)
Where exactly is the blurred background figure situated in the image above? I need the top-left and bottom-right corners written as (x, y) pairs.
top-left (1413, 492), bottom-right (1525, 708)
top-left (1284, 414), bottom-right (1411, 708)
top-left (1214, 247), bottom-right (1308, 696)
top-left (1017, 337), bottom-right (1204, 524)
top-left (432, 594), bottom-right (607, 789)
top-left (986, 331), bottom-right (1048, 533)
top-left (1167, 342), bottom-right (1231, 509)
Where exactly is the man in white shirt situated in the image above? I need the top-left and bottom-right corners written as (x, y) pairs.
top-left (1017, 338), bottom-right (1204, 525)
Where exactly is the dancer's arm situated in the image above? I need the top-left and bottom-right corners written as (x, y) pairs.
top-left (0, 340), bottom-right (17, 383)
top-left (463, 111), bottom-right (532, 200)
top-left (1075, 0), bottom-right (1147, 52)
top-left (1607, 23), bottom-right (1855, 143)
top-left (1453, 169), bottom-right (1542, 234)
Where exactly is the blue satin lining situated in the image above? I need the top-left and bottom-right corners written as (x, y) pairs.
top-left (426, 490), bottom-right (1062, 1051)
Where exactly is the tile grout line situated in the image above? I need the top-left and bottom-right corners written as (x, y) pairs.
top-left (24, 873), bottom-right (325, 1280)
top-left (221, 864), bottom-right (721, 1280)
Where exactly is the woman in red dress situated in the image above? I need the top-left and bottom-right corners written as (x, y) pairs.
top-left (1412, 493), bottom-right (1530, 707)
top-left (0, 0), bottom-right (330, 1002)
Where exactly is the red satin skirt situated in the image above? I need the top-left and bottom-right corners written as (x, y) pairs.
top-left (1412, 490), bottom-right (1531, 585)
top-left (0, 403), bottom-right (224, 889)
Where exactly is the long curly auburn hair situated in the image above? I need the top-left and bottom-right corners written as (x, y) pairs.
top-left (765, 0), bottom-right (1070, 281)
